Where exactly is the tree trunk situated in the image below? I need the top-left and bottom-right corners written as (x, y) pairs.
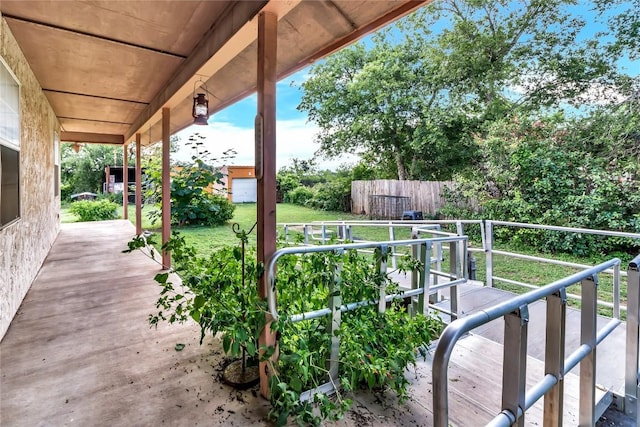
top-left (395, 150), bottom-right (408, 180)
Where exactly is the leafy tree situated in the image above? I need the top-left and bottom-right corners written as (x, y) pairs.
top-left (595, 0), bottom-right (640, 61)
top-left (61, 144), bottom-right (124, 199)
top-left (299, 0), bottom-right (630, 179)
top-left (144, 133), bottom-right (236, 227)
top-left (453, 105), bottom-right (640, 256)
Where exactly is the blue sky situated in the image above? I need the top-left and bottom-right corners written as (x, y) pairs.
top-left (174, 70), bottom-right (344, 169)
top-left (175, 0), bottom-right (638, 171)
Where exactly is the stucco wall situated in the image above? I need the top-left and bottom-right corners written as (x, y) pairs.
top-left (1, 17), bottom-right (61, 340)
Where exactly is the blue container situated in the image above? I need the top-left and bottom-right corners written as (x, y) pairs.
top-left (401, 210), bottom-right (423, 220)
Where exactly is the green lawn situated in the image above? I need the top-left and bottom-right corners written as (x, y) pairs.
top-left (61, 203), bottom-right (368, 252)
top-left (168, 203), bottom-right (365, 253)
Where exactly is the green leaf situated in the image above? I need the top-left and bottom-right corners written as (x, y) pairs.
top-left (245, 341), bottom-right (256, 356)
top-left (154, 272), bottom-right (169, 284)
top-left (276, 410), bottom-right (289, 427)
top-left (222, 335), bottom-right (231, 354)
top-left (174, 343), bottom-right (185, 351)
top-left (290, 376), bottom-right (302, 393)
top-left (193, 295), bottom-right (205, 309)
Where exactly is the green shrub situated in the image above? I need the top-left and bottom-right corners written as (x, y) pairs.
top-left (69, 200), bottom-right (119, 221)
top-left (285, 186), bottom-right (314, 206)
top-left (60, 182), bottom-right (73, 201)
top-left (144, 155), bottom-right (235, 227)
top-left (308, 179), bottom-right (351, 212)
top-left (457, 113), bottom-right (640, 257)
top-left (100, 192), bottom-right (123, 206)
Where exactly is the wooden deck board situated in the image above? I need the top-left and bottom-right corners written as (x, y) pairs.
top-left (392, 271), bottom-right (627, 395)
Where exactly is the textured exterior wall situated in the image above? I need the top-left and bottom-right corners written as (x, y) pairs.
top-left (0, 17), bottom-right (61, 340)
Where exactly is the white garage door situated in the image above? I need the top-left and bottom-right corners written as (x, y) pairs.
top-left (231, 178), bottom-right (257, 203)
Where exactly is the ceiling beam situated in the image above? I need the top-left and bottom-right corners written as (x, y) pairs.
top-left (60, 131), bottom-right (124, 145)
top-left (124, 1), bottom-right (269, 140)
top-left (293, 0), bottom-right (429, 70)
top-left (43, 89), bottom-right (149, 105)
top-left (3, 15), bottom-right (186, 58)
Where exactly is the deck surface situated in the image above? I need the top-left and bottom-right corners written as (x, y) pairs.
top-left (0, 221), bottom-right (629, 426)
top-left (392, 271), bottom-right (628, 394)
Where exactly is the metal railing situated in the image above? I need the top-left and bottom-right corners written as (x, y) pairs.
top-left (266, 235), bottom-right (468, 399)
top-left (432, 258), bottom-right (622, 427)
top-left (484, 221), bottom-right (640, 314)
top-left (276, 218), bottom-right (640, 421)
top-left (279, 219), bottom-right (484, 271)
top-left (625, 254), bottom-right (640, 418)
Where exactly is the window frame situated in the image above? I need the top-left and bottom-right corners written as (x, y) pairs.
top-left (0, 56), bottom-right (22, 229)
top-left (54, 131), bottom-right (60, 198)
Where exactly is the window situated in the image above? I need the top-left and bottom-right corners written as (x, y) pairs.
top-left (54, 132), bottom-right (60, 197)
top-left (1, 58), bottom-right (20, 227)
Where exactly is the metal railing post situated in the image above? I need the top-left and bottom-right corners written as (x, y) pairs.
top-left (502, 305), bottom-right (529, 427)
top-left (579, 275), bottom-right (598, 427)
top-left (543, 289), bottom-right (567, 426)
top-left (486, 220), bottom-right (494, 287)
top-left (303, 224), bottom-right (309, 245)
top-left (436, 237), bottom-right (443, 274)
top-left (456, 221), bottom-right (466, 279)
top-left (328, 249), bottom-right (343, 385)
top-left (321, 224), bottom-right (327, 244)
top-left (449, 240), bottom-right (459, 320)
top-left (410, 228), bottom-right (419, 315)
top-left (389, 222), bottom-right (397, 269)
top-left (625, 255), bottom-right (640, 417)
top-left (614, 262), bottom-right (621, 320)
top-left (377, 245), bottom-right (388, 314)
top-left (418, 241), bottom-right (430, 315)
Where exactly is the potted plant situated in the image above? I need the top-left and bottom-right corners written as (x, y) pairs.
top-left (128, 228), bottom-right (266, 388)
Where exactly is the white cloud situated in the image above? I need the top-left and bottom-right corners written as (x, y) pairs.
top-left (173, 119), bottom-right (358, 171)
top-left (510, 73), bottom-right (628, 106)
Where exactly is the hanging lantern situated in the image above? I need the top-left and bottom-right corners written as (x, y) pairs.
top-left (192, 93), bottom-right (209, 125)
top-left (192, 78), bottom-right (210, 126)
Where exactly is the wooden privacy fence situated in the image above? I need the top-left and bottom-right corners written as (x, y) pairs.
top-left (351, 180), bottom-right (453, 218)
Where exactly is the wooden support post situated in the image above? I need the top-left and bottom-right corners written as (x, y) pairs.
top-left (257, 11), bottom-right (278, 399)
top-left (135, 133), bottom-right (142, 235)
top-left (161, 108), bottom-right (171, 269)
top-left (105, 165), bottom-right (111, 193)
top-left (123, 142), bottom-right (129, 220)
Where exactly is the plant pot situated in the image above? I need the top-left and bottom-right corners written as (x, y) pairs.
top-left (221, 358), bottom-right (260, 389)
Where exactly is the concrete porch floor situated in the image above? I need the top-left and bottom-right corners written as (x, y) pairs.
top-left (0, 220), bottom-right (274, 426)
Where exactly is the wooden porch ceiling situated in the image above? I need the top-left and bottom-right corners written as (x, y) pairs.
top-left (0, 0), bottom-right (428, 146)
